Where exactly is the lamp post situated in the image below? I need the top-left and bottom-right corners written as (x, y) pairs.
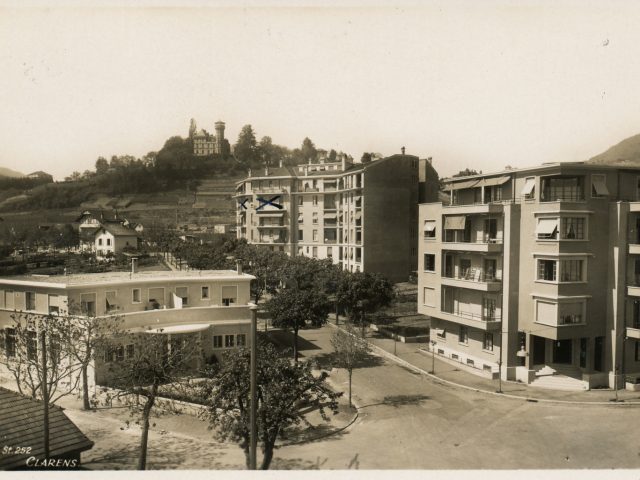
top-left (430, 339), bottom-right (436, 374)
top-left (249, 303), bottom-right (258, 470)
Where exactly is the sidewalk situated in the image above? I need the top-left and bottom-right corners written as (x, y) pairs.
top-left (329, 319), bottom-right (640, 405)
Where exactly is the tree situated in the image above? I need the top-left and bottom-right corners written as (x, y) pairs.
top-left (452, 168), bottom-right (480, 178)
top-left (330, 322), bottom-right (370, 407)
top-left (258, 136), bottom-right (275, 166)
top-left (103, 330), bottom-right (203, 470)
top-left (265, 288), bottom-right (331, 362)
top-left (62, 308), bottom-right (124, 410)
top-left (235, 243), bottom-right (286, 304)
top-left (203, 341), bottom-right (339, 470)
top-left (336, 272), bottom-right (396, 336)
top-left (277, 255), bottom-right (335, 292)
top-left (328, 149), bottom-right (337, 162)
top-left (95, 157), bottom-right (109, 175)
top-left (300, 137), bottom-right (317, 164)
top-left (1, 312), bottom-right (83, 459)
top-left (234, 124), bottom-right (259, 166)
top-left (360, 152), bottom-right (373, 163)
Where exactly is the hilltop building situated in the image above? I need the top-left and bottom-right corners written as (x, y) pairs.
top-left (235, 153), bottom-right (439, 282)
top-left (189, 118), bottom-right (231, 156)
top-left (0, 265), bottom-right (255, 386)
top-left (418, 162), bottom-right (640, 390)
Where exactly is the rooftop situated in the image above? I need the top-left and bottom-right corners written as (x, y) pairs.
top-left (0, 269), bottom-right (255, 288)
top-left (0, 387), bottom-right (94, 469)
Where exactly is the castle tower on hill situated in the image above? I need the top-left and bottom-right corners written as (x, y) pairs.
top-left (191, 118), bottom-right (231, 157)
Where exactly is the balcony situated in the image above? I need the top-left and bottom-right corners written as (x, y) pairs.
top-left (627, 327), bottom-right (640, 340)
top-left (442, 239), bottom-right (503, 253)
top-left (253, 187), bottom-right (288, 194)
top-left (628, 286), bottom-right (640, 297)
top-left (630, 202), bottom-right (640, 213)
top-left (443, 203), bottom-right (505, 215)
top-left (441, 271), bottom-right (502, 292)
top-left (630, 244), bottom-right (640, 255)
top-left (437, 309), bottom-right (502, 331)
top-left (257, 224), bottom-right (286, 229)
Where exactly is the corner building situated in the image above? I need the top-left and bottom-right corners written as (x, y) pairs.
top-left (418, 162), bottom-right (640, 389)
top-left (235, 154), bottom-right (439, 283)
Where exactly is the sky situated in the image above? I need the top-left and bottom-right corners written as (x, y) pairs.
top-left (2, 1), bottom-right (640, 180)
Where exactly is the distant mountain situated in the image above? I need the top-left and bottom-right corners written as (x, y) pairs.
top-left (588, 133), bottom-right (640, 165)
top-left (0, 166), bottom-right (24, 178)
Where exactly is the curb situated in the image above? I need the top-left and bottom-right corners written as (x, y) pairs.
top-left (328, 322), bottom-right (640, 407)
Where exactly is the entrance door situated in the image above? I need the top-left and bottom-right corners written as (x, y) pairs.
top-left (533, 336), bottom-right (546, 365)
top-left (553, 339), bottom-right (573, 364)
top-left (594, 336), bottom-right (604, 372)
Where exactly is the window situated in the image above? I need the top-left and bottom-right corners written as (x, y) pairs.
top-left (424, 220), bottom-right (436, 238)
top-left (483, 297), bottom-right (497, 321)
top-left (222, 286), bottom-right (237, 306)
top-left (541, 176), bottom-right (584, 202)
top-left (558, 302), bottom-right (584, 325)
top-left (131, 288), bottom-right (142, 304)
top-left (80, 293), bottom-right (96, 316)
top-left (105, 291), bottom-right (118, 312)
top-left (201, 286), bottom-right (209, 299)
top-left (521, 177), bottom-right (535, 200)
top-left (225, 334), bottom-right (235, 348)
top-left (175, 286), bottom-right (188, 305)
top-left (561, 217), bottom-right (585, 240)
top-left (237, 334), bottom-right (247, 347)
top-left (27, 331), bottom-right (37, 361)
top-left (327, 247), bottom-right (333, 258)
top-left (4, 328), bottom-right (16, 358)
top-left (298, 230), bottom-right (303, 241)
top-left (591, 174), bottom-right (609, 197)
top-left (537, 259), bottom-right (556, 281)
top-left (126, 344), bottom-right (135, 359)
top-left (313, 230), bottom-right (318, 242)
top-left (312, 212), bottom-right (318, 224)
top-left (466, 358), bottom-right (475, 366)
top-left (536, 218), bottom-right (559, 240)
top-left (560, 259), bottom-right (584, 282)
top-left (298, 196), bottom-right (303, 206)
top-left (483, 332), bottom-right (494, 351)
top-left (459, 259), bottom-right (472, 279)
top-left (25, 291), bottom-right (36, 311)
top-left (313, 196), bottom-right (318, 206)
top-left (115, 345), bottom-right (125, 362)
top-left (312, 246), bottom-right (318, 257)
top-left (106, 238), bottom-right (112, 246)
top-left (423, 287), bottom-right (436, 307)
top-left (98, 238), bottom-right (103, 246)
top-left (424, 254), bottom-right (436, 272)
top-left (213, 335), bottom-right (223, 349)
top-left (298, 214), bottom-right (304, 224)
top-left (459, 326), bottom-right (468, 344)
top-left (436, 329), bottom-right (446, 339)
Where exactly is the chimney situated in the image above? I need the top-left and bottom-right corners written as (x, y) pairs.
top-left (304, 165), bottom-right (309, 176)
top-left (401, 146), bottom-right (406, 155)
top-left (248, 168), bottom-right (252, 177)
top-left (265, 165), bottom-right (269, 176)
top-left (341, 154), bottom-right (346, 172)
top-left (236, 260), bottom-right (243, 275)
top-left (427, 156), bottom-right (432, 164)
top-left (131, 257), bottom-right (138, 275)
top-left (279, 158), bottom-right (283, 168)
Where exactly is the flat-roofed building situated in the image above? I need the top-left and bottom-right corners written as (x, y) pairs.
top-left (235, 154), bottom-right (439, 282)
top-left (419, 162), bottom-right (640, 390)
top-left (0, 267), bottom-right (255, 386)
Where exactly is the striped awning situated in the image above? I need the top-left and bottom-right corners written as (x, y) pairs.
top-left (448, 179), bottom-right (480, 190)
top-left (477, 176), bottom-right (510, 187)
top-left (444, 216), bottom-right (466, 230)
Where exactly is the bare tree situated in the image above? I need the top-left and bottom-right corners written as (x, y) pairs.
top-left (330, 322), bottom-right (370, 407)
top-left (102, 330), bottom-right (203, 470)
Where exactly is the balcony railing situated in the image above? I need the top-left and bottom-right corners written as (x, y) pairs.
top-left (443, 237), bottom-right (503, 245)
top-left (443, 270), bottom-right (501, 283)
top-left (441, 309), bottom-right (501, 322)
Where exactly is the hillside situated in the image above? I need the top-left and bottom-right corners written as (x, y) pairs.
top-left (588, 133), bottom-right (640, 166)
top-left (0, 166), bottom-right (24, 178)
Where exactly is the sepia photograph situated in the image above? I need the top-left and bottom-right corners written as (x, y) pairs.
top-left (1, 0), bottom-right (640, 477)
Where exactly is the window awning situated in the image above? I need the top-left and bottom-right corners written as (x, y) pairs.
top-left (144, 324), bottom-right (211, 334)
top-left (256, 211), bottom-right (284, 217)
top-left (521, 177), bottom-right (535, 196)
top-left (444, 216), bottom-right (466, 230)
top-left (423, 220), bottom-right (436, 232)
top-left (592, 176), bottom-right (609, 196)
top-left (324, 213), bottom-right (337, 219)
top-left (354, 212), bottom-right (362, 220)
top-left (536, 217), bottom-right (558, 235)
top-left (478, 176), bottom-right (510, 187)
top-left (447, 179), bottom-right (480, 190)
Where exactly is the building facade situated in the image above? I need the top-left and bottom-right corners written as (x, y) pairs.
top-left (418, 162), bottom-right (640, 389)
top-left (0, 267), bottom-right (255, 385)
top-left (235, 154), bottom-right (439, 282)
top-left (190, 118), bottom-right (231, 157)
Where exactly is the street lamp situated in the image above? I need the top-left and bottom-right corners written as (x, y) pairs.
top-left (249, 303), bottom-right (258, 470)
top-left (429, 339), bottom-right (437, 374)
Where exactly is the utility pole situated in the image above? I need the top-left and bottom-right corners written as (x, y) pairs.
top-left (40, 329), bottom-right (50, 459)
top-left (249, 304), bottom-right (258, 470)
top-left (430, 340), bottom-right (436, 374)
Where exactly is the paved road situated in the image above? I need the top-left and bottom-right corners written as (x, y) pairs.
top-left (273, 325), bottom-right (640, 469)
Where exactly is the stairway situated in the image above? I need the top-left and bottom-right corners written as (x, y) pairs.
top-left (530, 364), bottom-right (589, 391)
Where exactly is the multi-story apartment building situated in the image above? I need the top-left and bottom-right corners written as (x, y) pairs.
top-left (235, 154), bottom-right (439, 282)
top-left (418, 162), bottom-right (640, 390)
top-left (0, 265), bottom-right (255, 385)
